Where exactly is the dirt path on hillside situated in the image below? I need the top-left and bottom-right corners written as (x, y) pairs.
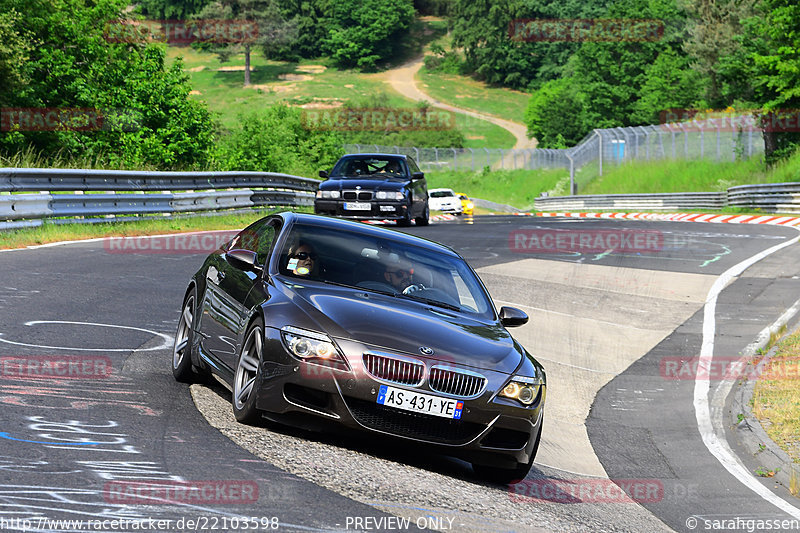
top-left (384, 57), bottom-right (537, 150)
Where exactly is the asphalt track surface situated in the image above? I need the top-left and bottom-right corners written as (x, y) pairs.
top-left (1, 214), bottom-right (799, 532)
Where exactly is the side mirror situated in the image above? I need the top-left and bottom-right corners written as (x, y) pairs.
top-left (411, 171), bottom-right (424, 180)
top-left (319, 170), bottom-right (329, 179)
top-left (227, 249), bottom-right (262, 272)
top-left (499, 306), bottom-right (528, 327)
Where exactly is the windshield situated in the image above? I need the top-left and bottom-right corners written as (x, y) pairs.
top-left (330, 157), bottom-right (407, 178)
top-left (278, 223), bottom-right (494, 319)
top-left (430, 190), bottom-right (455, 198)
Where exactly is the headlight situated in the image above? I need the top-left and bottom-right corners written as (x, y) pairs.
top-left (281, 326), bottom-right (341, 360)
top-left (376, 191), bottom-right (404, 200)
top-left (315, 190), bottom-right (340, 199)
top-left (498, 375), bottom-right (542, 406)
top-left (466, 202), bottom-right (474, 209)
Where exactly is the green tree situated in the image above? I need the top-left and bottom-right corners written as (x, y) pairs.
top-left (748, 0), bottom-right (800, 162)
top-left (631, 48), bottom-right (705, 124)
top-left (0, 0), bottom-right (216, 168)
top-left (683, 0), bottom-right (756, 107)
top-left (194, 0), bottom-right (297, 86)
top-left (219, 104), bottom-right (344, 175)
top-left (524, 78), bottom-right (588, 147)
top-left (138, 0), bottom-right (212, 19)
top-left (0, 9), bottom-right (30, 104)
top-left (319, 0), bottom-right (415, 70)
top-left (450, 0), bottom-right (607, 90)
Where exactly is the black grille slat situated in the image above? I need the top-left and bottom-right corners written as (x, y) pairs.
top-left (342, 190), bottom-right (373, 201)
top-left (429, 366), bottom-right (487, 398)
top-left (363, 353), bottom-right (424, 387)
top-left (346, 397), bottom-right (483, 444)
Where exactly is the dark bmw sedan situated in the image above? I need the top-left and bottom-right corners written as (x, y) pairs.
top-left (314, 153), bottom-right (429, 226)
top-left (172, 212), bottom-right (545, 483)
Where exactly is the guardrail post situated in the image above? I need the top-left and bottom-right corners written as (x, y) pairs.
top-left (413, 147), bottom-right (420, 164)
top-left (452, 148), bottom-right (457, 170)
top-left (567, 153), bottom-right (576, 195)
top-left (596, 131), bottom-right (603, 176)
top-left (469, 148), bottom-right (474, 171)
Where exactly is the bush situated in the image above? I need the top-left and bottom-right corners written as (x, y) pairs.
top-left (218, 104), bottom-right (344, 176)
top-left (524, 78), bottom-right (589, 148)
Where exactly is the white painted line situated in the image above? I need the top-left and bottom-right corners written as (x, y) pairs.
top-left (694, 227), bottom-right (800, 519)
top-left (0, 321), bottom-right (173, 352)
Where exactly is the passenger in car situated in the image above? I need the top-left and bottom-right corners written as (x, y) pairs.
top-left (287, 241), bottom-right (319, 277)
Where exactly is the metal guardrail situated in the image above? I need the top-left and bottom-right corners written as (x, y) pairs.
top-left (533, 183), bottom-right (800, 214)
top-left (0, 168), bottom-right (318, 229)
top-left (534, 192), bottom-right (727, 212)
top-left (727, 183), bottom-right (800, 214)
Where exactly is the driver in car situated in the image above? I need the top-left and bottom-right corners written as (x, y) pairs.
top-left (383, 258), bottom-right (415, 292)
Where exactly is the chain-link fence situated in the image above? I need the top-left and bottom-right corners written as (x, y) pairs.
top-left (344, 120), bottom-right (764, 194)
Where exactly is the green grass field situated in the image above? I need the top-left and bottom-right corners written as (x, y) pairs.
top-left (427, 168), bottom-right (568, 210)
top-left (417, 67), bottom-right (530, 125)
top-left (165, 25), bottom-right (515, 148)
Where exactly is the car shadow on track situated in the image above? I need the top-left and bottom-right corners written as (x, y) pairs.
top-left (198, 380), bottom-right (548, 488)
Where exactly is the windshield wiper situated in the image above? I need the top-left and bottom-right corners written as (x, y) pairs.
top-left (399, 294), bottom-right (461, 312)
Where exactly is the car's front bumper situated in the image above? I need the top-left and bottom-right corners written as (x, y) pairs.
top-left (314, 199), bottom-right (410, 220)
top-left (431, 203), bottom-right (462, 214)
top-left (254, 328), bottom-right (545, 468)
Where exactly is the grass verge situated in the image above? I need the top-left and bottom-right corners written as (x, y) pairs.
top-left (427, 168), bottom-right (568, 210)
top-left (577, 151), bottom-right (800, 195)
top-left (752, 327), bottom-right (800, 464)
top-left (0, 209), bottom-right (303, 250)
top-left (417, 67), bottom-right (530, 125)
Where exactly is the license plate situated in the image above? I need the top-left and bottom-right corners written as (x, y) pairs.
top-left (344, 202), bottom-right (371, 211)
top-left (377, 385), bottom-right (463, 419)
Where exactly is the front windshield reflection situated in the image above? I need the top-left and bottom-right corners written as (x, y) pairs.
top-left (278, 223), bottom-right (494, 319)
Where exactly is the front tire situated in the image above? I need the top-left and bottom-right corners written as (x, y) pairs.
top-left (415, 203), bottom-right (430, 226)
top-left (172, 288), bottom-right (200, 383)
top-left (233, 317), bottom-right (265, 424)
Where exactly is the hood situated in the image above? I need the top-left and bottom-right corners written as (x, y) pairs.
top-left (276, 280), bottom-right (521, 374)
top-left (319, 178), bottom-right (407, 191)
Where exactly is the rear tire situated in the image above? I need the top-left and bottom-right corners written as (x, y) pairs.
top-left (233, 317), bottom-right (265, 424)
top-left (172, 288), bottom-right (200, 383)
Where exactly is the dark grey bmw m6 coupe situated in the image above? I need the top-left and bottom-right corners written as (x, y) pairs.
top-left (172, 212), bottom-right (545, 483)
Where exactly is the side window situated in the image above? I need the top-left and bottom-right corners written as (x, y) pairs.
top-left (407, 158), bottom-right (421, 174)
top-left (230, 219), bottom-right (279, 265)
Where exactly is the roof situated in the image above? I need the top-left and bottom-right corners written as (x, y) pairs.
top-left (339, 153), bottom-right (410, 160)
top-left (282, 212), bottom-right (457, 256)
